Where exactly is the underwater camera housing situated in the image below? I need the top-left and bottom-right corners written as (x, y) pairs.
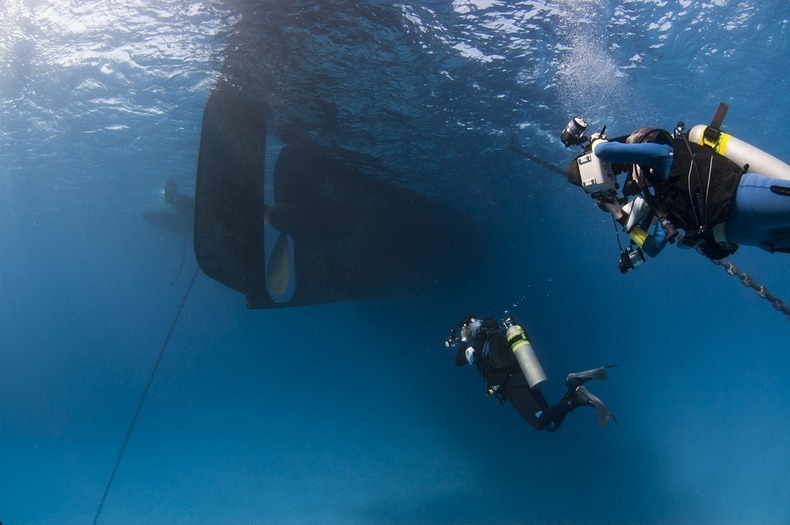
top-left (618, 245), bottom-right (645, 273)
top-left (561, 117), bottom-right (589, 147)
top-left (576, 151), bottom-right (616, 197)
top-left (562, 116), bottom-right (616, 198)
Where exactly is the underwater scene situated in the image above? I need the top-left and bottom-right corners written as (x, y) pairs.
top-left (1, 1), bottom-right (789, 524)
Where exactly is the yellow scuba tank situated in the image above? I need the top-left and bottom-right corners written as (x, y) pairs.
top-left (688, 125), bottom-right (790, 181)
top-left (504, 319), bottom-right (547, 389)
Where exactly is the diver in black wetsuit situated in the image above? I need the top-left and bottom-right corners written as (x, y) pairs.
top-left (446, 315), bottom-right (617, 431)
top-left (164, 179), bottom-right (195, 220)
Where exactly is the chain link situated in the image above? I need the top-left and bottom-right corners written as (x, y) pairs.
top-left (703, 249), bottom-right (790, 321)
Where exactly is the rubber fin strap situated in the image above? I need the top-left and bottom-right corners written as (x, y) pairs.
top-left (703, 102), bottom-right (728, 145)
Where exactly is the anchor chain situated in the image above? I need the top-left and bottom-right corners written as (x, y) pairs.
top-left (507, 150), bottom-right (788, 320)
top-left (704, 251), bottom-right (790, 321)
top-left (92, 267), bottom-right (200, 524)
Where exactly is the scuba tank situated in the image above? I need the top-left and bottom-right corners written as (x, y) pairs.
top-left (688, 127), bottom-right (790, 181)
top-left (504, 318), bottom-right (547, 388)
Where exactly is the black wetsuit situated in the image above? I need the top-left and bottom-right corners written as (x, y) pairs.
top-left (458, 318), bottom-right (575, 432)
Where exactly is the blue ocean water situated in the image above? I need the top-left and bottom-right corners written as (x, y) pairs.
top-left (1, 1), bottom-right (789, 524)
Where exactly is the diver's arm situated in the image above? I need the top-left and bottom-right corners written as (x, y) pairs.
top-left (592, 140), bottom-right (674, 178)
top-left (639, 221), bottom-right (669, 257)
top-left (600, 200), bottom-right (663, 258)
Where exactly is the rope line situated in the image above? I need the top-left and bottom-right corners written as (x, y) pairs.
top-left (92, 266), bottom-right (200, 525)
top-left (169, 231), bottom-right (189, 286)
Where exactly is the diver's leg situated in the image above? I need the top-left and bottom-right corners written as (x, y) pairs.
top-left (534, 396), bottom-right (575, 432)
top-left (502, 373), bottom-right (554, 430)
top-left (540, 385), bottom-right (618, 431)
top-left (727, 173), bottom-right (790, 252)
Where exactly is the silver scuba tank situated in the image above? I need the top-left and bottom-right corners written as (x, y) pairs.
top-left (504, 318), bottom-right (548, 388)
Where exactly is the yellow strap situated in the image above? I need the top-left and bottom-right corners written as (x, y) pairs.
top-left (714, 133), bottom-right (730, 156)
top-left (629, 227), bottom-right (648, 247)
top-left (511, 340), bottom-right (530, 352)
top-left (700, 126), bottom-right (717, 148)
top-left (699, 126), bottom-right (730, 156)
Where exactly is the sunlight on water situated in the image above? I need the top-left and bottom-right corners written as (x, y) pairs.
top-left (1, 1), bottom-right (789, 524)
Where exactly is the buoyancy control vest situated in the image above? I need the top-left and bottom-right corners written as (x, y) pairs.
top-left (631, 129), bottom-right (745, 259)
top-left (470, 319), bottom-right (517, 402)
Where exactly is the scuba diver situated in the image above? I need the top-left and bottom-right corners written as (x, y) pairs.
top-left (445, 315), bottom-right (617, 431)
top-left (142, 179), bottom-right (195, 234)
top-left (164, 179), bottom-right (195, 221)
top-left (560, 103), bottom-right (790, 271)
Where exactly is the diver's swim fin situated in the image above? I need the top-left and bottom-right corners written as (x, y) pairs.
top-left (566, 364), bottom-right (617, 388)
top-left (266, 231), bottom-right (291, 296)
top-left (575, 386), bottom-right (618, 428)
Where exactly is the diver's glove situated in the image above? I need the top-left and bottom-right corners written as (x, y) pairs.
top-left (595, 191), bottom-right (624, 220)
top-left (597, 203), bottom-right (621, 219)
top-left (589, 132), bottom-right (607, 153)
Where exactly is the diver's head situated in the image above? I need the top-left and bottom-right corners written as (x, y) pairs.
top-left (564, 157), bottom-right (583, 187)
top-left (626, 127), bottom-right (671, 145)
